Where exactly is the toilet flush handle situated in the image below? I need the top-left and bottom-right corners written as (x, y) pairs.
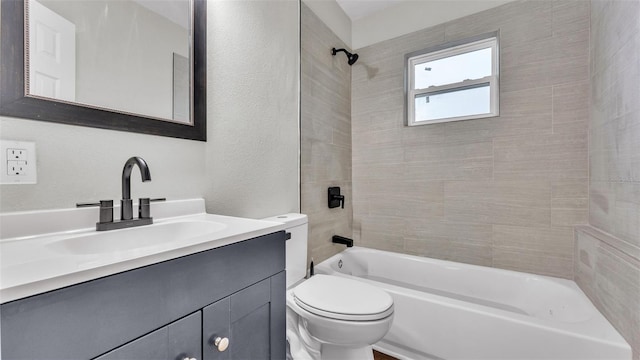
top-left (214, 337), bottom-right (229, 352)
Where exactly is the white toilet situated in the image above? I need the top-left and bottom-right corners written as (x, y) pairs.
top-left (262, 214), bottom-right (394, 360)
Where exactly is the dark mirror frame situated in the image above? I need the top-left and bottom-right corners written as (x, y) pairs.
top-left (0, 0), bottom-right (207, 141)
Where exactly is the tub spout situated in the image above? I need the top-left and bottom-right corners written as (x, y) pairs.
top-left (332, 235), bottom-right (353, 247)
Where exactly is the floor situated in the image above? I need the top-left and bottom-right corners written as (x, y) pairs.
top-left (373, 350), bottom-right (399, 360)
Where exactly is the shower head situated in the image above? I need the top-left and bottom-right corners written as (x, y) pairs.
top-left (348, 53), bottom-right (359, 65)
top-left (332, 48), bottom-right (359, 66)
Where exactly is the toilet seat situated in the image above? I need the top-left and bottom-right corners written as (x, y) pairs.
top-left (293, 274), bottom-right (393, 321)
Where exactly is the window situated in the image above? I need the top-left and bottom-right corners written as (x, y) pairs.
top-left (406, 34), bottom-right (499, 126)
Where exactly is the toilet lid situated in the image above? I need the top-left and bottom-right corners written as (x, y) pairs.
top-left (293, 275), bottom-right (394, 321)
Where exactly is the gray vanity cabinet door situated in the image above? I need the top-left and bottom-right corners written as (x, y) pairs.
top-left (229, 278), bottom-right (271, 360)
top-left (203, 297), bottom-right (231, 360)
top-left (202, 272), bottom-right (286, 360)
top-left (94, 311), bottom-right (202, 360)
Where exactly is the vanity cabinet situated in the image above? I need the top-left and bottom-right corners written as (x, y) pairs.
top-left (0, 232), bottom-right (286, 360)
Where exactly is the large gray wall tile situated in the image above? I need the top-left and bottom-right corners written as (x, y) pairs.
top-left (493, 225), bottom-right (574, 278)
top-left (493, 132), bottom-right (588, 180)
top-left (404, 221), bottom-right (493, 266)
top-left (444, 180), bottom-right (552, 228)
top-left (553, 81), bottom-right (590, 135)
top-left (552, 0), bottom-right (590, 37)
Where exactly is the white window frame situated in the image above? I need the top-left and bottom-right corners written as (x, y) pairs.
top-left (406, 34), bottom-right (499, 126)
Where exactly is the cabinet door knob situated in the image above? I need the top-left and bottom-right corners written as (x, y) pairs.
top-left (214, 337), bottom-right (229, 352)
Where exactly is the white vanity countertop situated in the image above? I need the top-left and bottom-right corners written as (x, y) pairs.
top-left (0, 199), bottom-right (286, 303)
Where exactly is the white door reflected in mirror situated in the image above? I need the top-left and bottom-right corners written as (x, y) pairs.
top-left (28, 0), bottom-right (76, 102)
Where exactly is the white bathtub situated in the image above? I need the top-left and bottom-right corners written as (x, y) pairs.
top-left (315, 247), bottom-right (631, 360)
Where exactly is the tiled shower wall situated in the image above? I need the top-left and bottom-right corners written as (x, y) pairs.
top-left (575, 0), bottom-right (640, 357)
top-left (301, 3), bottom-right (353, 264)
top-left (351, 0), bottom-right (590, 279)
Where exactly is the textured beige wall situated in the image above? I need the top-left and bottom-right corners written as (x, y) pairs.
top-left (351, 0), bottom-right (590, 279)
top-left (0, 1), bottom-right (300, 219)
top-left (575, 0), bottom-right (640, 358)
top-left (301, 3), bottom-right (353, 265)
top-left (205, 0), bottom-right (300, 219)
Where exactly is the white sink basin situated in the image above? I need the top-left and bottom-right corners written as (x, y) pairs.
top-left (47, 220), bottom-right (227, 255)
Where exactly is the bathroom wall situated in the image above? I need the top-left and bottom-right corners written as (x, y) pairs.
top-left (301, 3), bottom-right (353, 264)
top-left (0, 1), bottom-right (300, 219)
top-left (302, 0), bottom-right (351, 49)
top-left (205, 0), bottom-right (300, 219)
top-left (351, 0), bottom-right (515, 49)
top-left (575, 0), bottom-right (640, 357)
top-left (351, 0), bottom-right (590, 279)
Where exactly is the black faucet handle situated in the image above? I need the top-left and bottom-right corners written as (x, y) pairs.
top-left (138, 198), bottom-right (151, 219)
top-left (138, 198), bottom-right (165, 219)
top-left (328, 187), bottom-right (346, 209)
top-left (76, 200), bottom-right (114, 224)
top-left (76, 200), bottom-right (112, 207)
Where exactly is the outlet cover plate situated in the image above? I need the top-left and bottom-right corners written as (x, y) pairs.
top-left (1, 140), bottom-right (37, 184)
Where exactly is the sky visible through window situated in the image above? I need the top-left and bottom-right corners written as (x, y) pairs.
top-left (414, 85), bottom-right (490, 121)
top-left (413, 47), bottom-right (492, 89)
top-left (412, 46), bottom-right (493, 122)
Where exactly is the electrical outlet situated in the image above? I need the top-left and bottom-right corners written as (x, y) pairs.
top-left (7, 148), bottom-right (27, 161)
top-left (7, 160), bottom-right (28, 176)
top-left (1, 140), bottom-right (37, 184)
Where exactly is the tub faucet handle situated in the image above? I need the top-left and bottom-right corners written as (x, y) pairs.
top-left (328, 187), bottom-right (345, 209)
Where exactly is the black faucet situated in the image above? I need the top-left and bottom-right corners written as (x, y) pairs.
top-left (77, 156), bottom-right (164, 231)
top-left (121, 156), bottom-right (151, 220)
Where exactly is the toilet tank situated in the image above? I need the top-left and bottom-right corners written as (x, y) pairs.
top-left (262, 213), bottom-right (308, 288)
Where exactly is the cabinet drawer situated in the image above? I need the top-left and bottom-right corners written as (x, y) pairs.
top-left (95, 312), bottom-right (202, 360)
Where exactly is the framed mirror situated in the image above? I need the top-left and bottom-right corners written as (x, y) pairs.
top-left (0, 0), bottom-right (206, 141)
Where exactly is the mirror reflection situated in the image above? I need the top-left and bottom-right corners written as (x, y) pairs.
top-left (26, 0), bottom-right (191, 124)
